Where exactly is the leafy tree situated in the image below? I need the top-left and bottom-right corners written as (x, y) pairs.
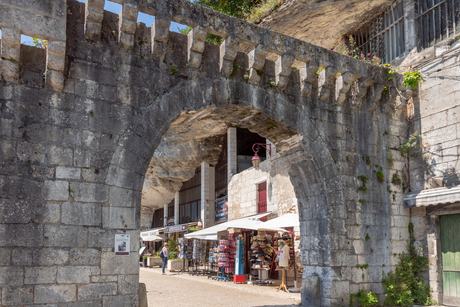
top-left (32, 37), bottom-right (47, 49)
top-left (193, 0), bottom-right (260, 19)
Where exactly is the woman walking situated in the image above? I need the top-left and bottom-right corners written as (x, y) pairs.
top-left (161, 242), bottom-right (169, 275)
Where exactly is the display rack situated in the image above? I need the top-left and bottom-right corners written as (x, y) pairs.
top-left (250, 234), bottom-right (274, 286)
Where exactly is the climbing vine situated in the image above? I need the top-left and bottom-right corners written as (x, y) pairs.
top-left (381, 223), bottom-right (435, 307)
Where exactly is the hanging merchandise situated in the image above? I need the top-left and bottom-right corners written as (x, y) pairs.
top-left (250, 233), bottom-right (274, 286)
top-left (216, 240), bottom-right (234, 280)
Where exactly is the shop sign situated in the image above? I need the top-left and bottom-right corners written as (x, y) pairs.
top-left (114, 234), bottom-right (130, 256)
top-left (214, 195), bottom-right (228, 223)
top-left (166, 217), bottom-right (175, 226)
top-left (165, 224), bottom-right (187, 233)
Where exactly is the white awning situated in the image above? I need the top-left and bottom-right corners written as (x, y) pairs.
top-left (186, 234), bottom-right (218, 240)
top-left (184, 212), bottom-right (286, 238)
top-left (140, 228), bottom-right (164, 241)
top-left (404, 186), bottom-right (460, 208)
top-left (262, 213), bottom-right (300, 228)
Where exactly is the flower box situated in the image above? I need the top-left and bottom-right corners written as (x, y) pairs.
top-left (167, 259), bottom-right (188, 272)
top-left (147, 257), bottom-right (163, 268)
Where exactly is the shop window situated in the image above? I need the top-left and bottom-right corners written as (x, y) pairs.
top-left (350, 0), bottom-right (405, 63)
top-left (417, 0), bottom-right (460, 49)
top-left (257, 182), bottom-right (267, 221)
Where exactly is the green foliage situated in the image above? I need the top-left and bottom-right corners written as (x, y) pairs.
top-left (359, 199), bottom-right (366, 204)
top-left (230, 62), bottom-right (240, 80)
top-left (365, 156), bottom-right (371, 165)
top-left (382, 63), bottom-right (398, 81)
top-left (316, 66), bottom-right (325, 76)
top-left (382, 87), bottom-right (389, 97)
top-left (32, 37), bottom-right (48, 49)
top-left (170, 66), bottom-right (178, 74)
top-left (392, 172), bottom-right (402, 185)
top-left (365, 233), bottom-right (370, 241)
top-left (194, 0), bottom-right (258, 19)
top-left (403, 71), bottom-right (425, 89)
top-left (167, 237), bottom-right (179, 260)
top-left (333, 36), bottom-right (381, 65)
top-left (400, 131), bottom-right (422, 157)
top-left (358, 175), bottom-right (368, 184)
top-left (356, 264), bottom-right (369, 270)
top-left (187, 226), bottom-right (200, 231)
top-left (376, 171), bottom-right (384, 183)
top-left (269, 79), bottom-right (276, 87)
top-left (357, 185), bottom-right (367, 193)
top-left (382, 223), bottom-right (435, 307)
top-left (246, 0), bottom-right (285, 23)
top-left (346, 155), bottom-right (350, 162)
top-left (349, 289), bottom-right (379, 307)
top-left (178, 26), bottom-right (223, 44)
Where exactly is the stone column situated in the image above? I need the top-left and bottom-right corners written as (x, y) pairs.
top-left (227, 127), bottom-right (237, 182)
top-left (174, 192), bottom-right (180, 225)
top-left (201, 162), bottom-right (216, 228)
top-left (163, 204), bottom-right (168, 227)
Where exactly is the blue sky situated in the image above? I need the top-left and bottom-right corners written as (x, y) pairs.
top-left (6, 0), bottom-right (189, 46)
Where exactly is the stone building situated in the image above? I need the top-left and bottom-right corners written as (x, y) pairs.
top-left (0, 0), bottom-right (451, 306)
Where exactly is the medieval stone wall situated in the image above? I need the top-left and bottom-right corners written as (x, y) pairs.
top-left (0, 0), bottom-right (414, 305)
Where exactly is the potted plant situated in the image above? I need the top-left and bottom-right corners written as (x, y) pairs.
top-left (147, 251), bottom-right (163, 267)
top-left (166, 238), bottom-right (189, 271)
top-left (141, 255), bottom-right (148, 267)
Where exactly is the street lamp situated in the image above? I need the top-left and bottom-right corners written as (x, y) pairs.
top-left (251, 143), bottom-right (271, 170)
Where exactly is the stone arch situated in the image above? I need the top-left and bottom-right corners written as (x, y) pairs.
top-left (103, 74), bottom-right (341, 304)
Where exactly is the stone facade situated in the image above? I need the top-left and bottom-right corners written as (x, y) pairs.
top-left (0, 0), bottom-right (416, 306)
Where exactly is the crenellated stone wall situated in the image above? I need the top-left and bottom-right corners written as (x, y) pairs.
top-left (0, 0), bottom-right (415, 306)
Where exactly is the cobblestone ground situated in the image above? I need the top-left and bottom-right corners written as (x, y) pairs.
top-left (139, 267), bottom-right (301, 307)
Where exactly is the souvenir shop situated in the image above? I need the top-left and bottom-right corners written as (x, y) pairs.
top-left (183, 213), bottom-right (300, 291)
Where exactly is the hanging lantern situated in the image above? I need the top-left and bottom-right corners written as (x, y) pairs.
top-left (252, 153), bottom-right (261, 169)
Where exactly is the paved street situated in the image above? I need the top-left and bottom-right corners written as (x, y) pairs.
top-left (139, 267), bottom-right (301, 307)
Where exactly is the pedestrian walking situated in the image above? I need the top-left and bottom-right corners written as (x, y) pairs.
top-left (161, 242), bottom-right (169, 275)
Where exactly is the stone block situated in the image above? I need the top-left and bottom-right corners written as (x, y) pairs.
top-left (47, 145), bottom-right (74, 166)
top-left (12, 8), bottom-right (66, 40)
top-left (70, 248), bottom-right (101, 265)
top-left (43, 180), bottom-right (69, 201)
top-left (57, 266), bottom-right (100, 284)
top-left (33, 248), bottom-right (69, 266)
top-left (34, 284), bottom-right (77, 304)
top-left (25, 266), bottom-right (57, 284)
top-left (43, 225), bottom-right (87, 247)
top-left (102, 295), bottom-right (137, 307)
top-left (0, 199), bottom-right (32, 223)
top-left (12, 248), bottom-right (32, 266)
top-left (108, 186), bottom-right (138, 207)
top-left (91, 275), bottom-right (117, 283)
top-left (0, 248), bottom-right (11, 265)
top-left (69, 182), bottom-right (108, 203)
top-left (118, 274), bottom-right (138, 295)
top-left (61, 202), bottom-right (101, 226)
top-left (61, 302), bottom-right (102, 307)
top-left (3, 223), bottom-right (43, 248)
top-left (77, 282), bottom-right (117, 301)
top-left (102, 207), bottom-right (138, 229)
top-left (56, 167), bottom-right (81, 180)
top-left (0, 267), bottom-right (23, 286)
top-left (2, 286), bottom-right (34, 305)
top-left (100, 252), bottom-right (138, 275)
top-left (16, 141), bottom-right (46, 163)
top-left (33, 202), bottom-right (61, 224)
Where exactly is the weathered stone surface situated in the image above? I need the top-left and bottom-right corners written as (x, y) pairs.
top-left (118, 274), bottom-right (138, 295)
top-left (69, 182), bottom-right (108, 203)
top-left (100, 252), bottom-right (138, 275)
top-left (43, 180), bottom-right (69, 201)
top-left (0, 199), bottom-right (32, 223)
top-left (102, 207), bottom-right (138, 229)
top-left (57, 266), bottom-right (100, 284)
top-left (25, 266), bottom-right (57, 284)
top-left (34, 284), bottom-right (77, 304)
top-left (77, 282), bottom-right (117, 301)
top-left (2, 286), bottom-right (34, 305)
top-left (43, 225), bottom-right (88, 247)
top-left (0, 248), bottom-right (11, 265)
top-left (61, 202), bottom-right (102, 226)
top-left (102, 295), bottom-right (137, 307)
top-left (69, 248), bottom-right (101, 265)
top-left (0, 267), bottom-right (24, 286)
top-left (33, 248), bottom-right (69, 266)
